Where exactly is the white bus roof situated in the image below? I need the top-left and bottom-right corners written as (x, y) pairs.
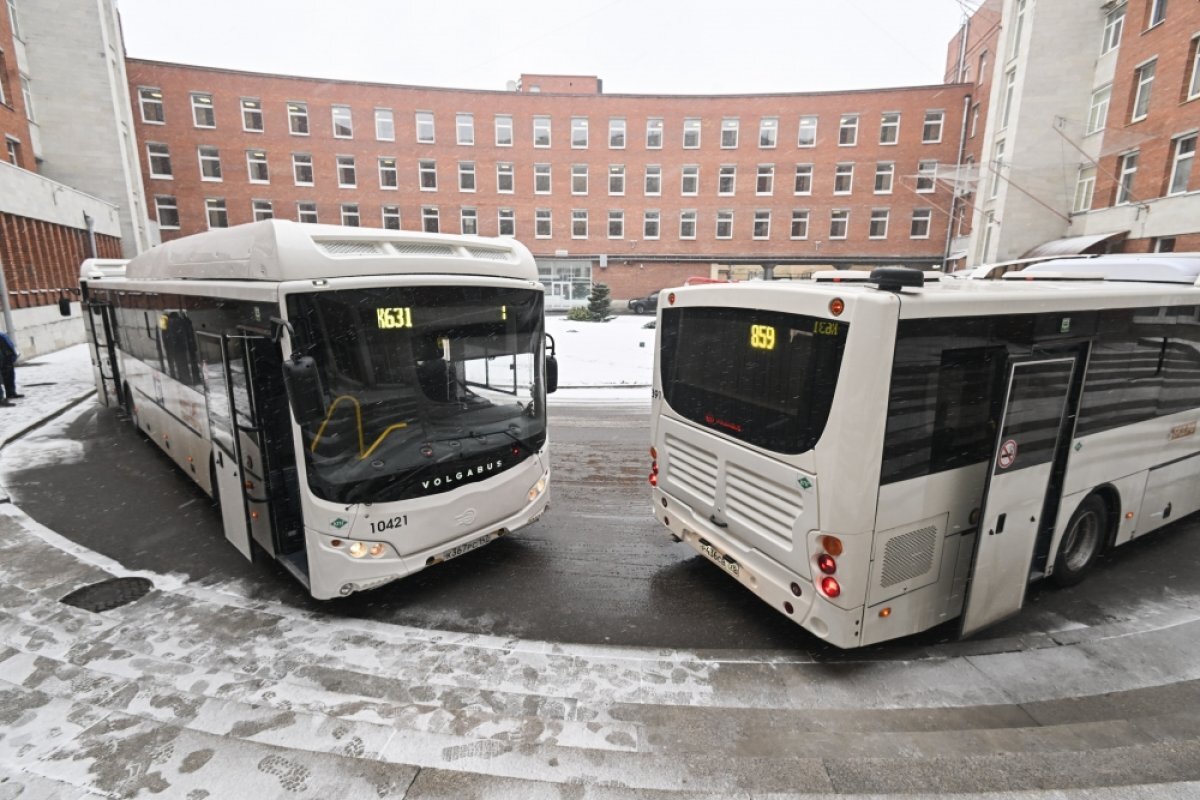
top-left (116, 220), bottom-right (538, 283)
top-left (1016, 254), bottom-right (1200, 283)
top-left (79, 258), bottom-right (129, 280)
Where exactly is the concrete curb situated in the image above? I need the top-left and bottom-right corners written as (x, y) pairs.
top-left (0, 389), bottom-right (96, 451)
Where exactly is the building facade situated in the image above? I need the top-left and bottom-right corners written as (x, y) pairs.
top-left (126, 60), bottom-right (972, 303)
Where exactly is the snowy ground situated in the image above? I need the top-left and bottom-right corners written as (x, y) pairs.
top-left (547, 313), bottom-right (655, 405)
top-left (0, 344), bottom-right (96, 449)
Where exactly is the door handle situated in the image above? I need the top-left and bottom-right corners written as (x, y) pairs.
top-left (996, 513), bottom-right (1007, 534)
top-left (215, 450), bottom-right (224, 468)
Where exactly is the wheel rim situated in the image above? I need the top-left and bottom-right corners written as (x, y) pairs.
top-left (1062, 509), bottom-right (1101, 572)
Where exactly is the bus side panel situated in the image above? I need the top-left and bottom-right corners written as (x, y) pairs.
top-left (1138, 454), bottom-right (1200, 536)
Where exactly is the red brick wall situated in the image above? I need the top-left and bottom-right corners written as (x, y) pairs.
top-left (0, 213), bottom-right (121, 308)
top-left (127, 60), bottom-right (971, 271)
top-left (0, 4), bottom-right (33, 169)
top-left (519, 75), bottom-right (601, 94)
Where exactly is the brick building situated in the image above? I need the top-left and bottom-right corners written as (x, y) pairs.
top-left (126, 59), bottom-right (972, 304)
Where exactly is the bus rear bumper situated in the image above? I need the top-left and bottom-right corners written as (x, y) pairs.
top-left (653, 487), bottom-right (864, 649)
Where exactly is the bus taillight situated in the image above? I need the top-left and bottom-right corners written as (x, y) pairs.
top-left (817, 553), bottom-right (837, 574)
top-left (829, 298), bottom-right (845, 316)
top-left (821, 576), bottom-right (842, 598)
top-left (821, 535), bottom-right (843, 556)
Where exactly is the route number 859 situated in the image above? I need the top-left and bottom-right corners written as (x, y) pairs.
top-left (750, 324), bottom-right (776, 351)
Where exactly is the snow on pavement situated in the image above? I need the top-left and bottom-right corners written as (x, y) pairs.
top-left (0, 344), bottom-right (96, 448)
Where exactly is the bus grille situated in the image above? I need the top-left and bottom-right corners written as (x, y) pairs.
top-left (464, 247), bottom-right (513, 262)
top-left (664, 434), bottom-right (717, 506)
top-left (319, 241), bottom-right (384, 255)
top-left (390, 243), bottom-right (457, 257)
top-left (880, 524), bottom-right (938, 588)
top-left (724, 464), bottom-right (801, 549)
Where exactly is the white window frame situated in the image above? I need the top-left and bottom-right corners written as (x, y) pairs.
top-left (643, 209), bottom-right (660, 240)
top-left (679, 209), bottom-right (697, 240)
top-left (535, 208), bottom-right (552, 239)
top-left (495, 114), bottom-right (513, 146)
top-left (1168, 134), bottom-right (1196, 195)
top-left (331, 105), bottom-right (353, 139)
top-left (829, 209), bottom-right (849, 239)
top-left (716, 210), bottom-right (734, 239)
top-left (418, 159), bottom-right (437, 191)
top-left (421, 206), bottom-right (440, 233)
top-left (718, 165), bottom-right (736, 196)
top-left (571, 209), bottom-right (588, 239)
top-left (681, 165), bottom-right (699, 196)
top-left (154, 195), bottom-right (179, 230)
top-left (755, 164), bottom-right (774, 195)
top-left (147, 142), bottom-right (172, 179)
top-left (759, 117), bottom-right (778, 148)
top-left (910, 208), bottom-right (932, 239)
top-left (1073, 166), bottom-right (1096, 213)
top-left (496, 162), bottom-right (514, 193)
top-left (534, 163), bottom-right (551, 194)
top-left (252, 199), bottom-right (274, 222)
top-left (916, 160), bottom-right (937, 193)
top-left (246, 149), bottom-right (269, 184)
top-left (989, 139), bottom-right (1006, 200)
top-left (720, 118), bottom-right (739, 149)
top-left (571, 117), bottom-right (589, 149)
top-left (682, 118), bottom-right (701, 149)
top-left (834, 163), bottom-right (854, 194)
top-left (533, 116), bottom-right (551, 148)
top-left (1148, 0), bottom-right (1167, 28)
top-left (415, 111), bottom-right (435, 143)
top-left (287, 102), bottom-right (308, 136)
top-left (461, 207), bottom-right (478, 235)
top-left (922, 110), bottom-right (945, 143)
top-left (297, 201), bottom-right (318, 224)
top-left (838, 114), bottom-right (858, 146)
top-left (794, 164), bottom-right (813, 195)
top-left (456, 112), bottom-right (474, 145)
top-left (340, 203), bottom-right (360, 227)
top-left (498, 208), bottom-right (515, 237)
top-left (1132, 60), bottom-right (1156, 121)
top-left (1010, 0), bottom-right (1027, 59)
top-left (1001, 69), bottom-right (1016, 129)
top-left (798, 115), bottom-right (818, 147)
top-left (608, 164), bottom-right (625, 195)
top-left (241, 98), bottom-right (263, 133)
top-left (459, 161), bottom-right (477, 192)
top-left (646, 118), bottom-right (663, 149)
top-left (869, 208), bottom-right (889, 239)
top-left (336, 155), bottom-right (356, 188)
top-left (197, 145), bottom-right (222, 181)
top-left (1101, 3), bottom-right (1125, 54)
top-left (191, 92), bottom-right (215, 128)
top-left (873, 162), bottom-right (893, 194)
top-left (139, 87), bottom-right (165, 124)
top-left (378, 157), bottom-right (398, 190)
top-left (292, 153), bottom-right (313, 186)
top-left (382, 205), bottom-right (401, 230)
top-left (609, 118), bottom-right (626, 149)
top-left (1189, 35), bottom-right (1200, 101)
top-left (753, 210), bottom-right (771, 240)
top-left (205, 197), bottom-right (227, 230)
top-left (571, 164), bottom-right (588, 195)
top-left (879, 112), bottom-right (900, 145)
top-left (790, 209), bottom-right (809, 240)
top-left (607, 209), bottom-right (624, 239)
top-left (644, 164), bottom-right (662, 196)
top-left (1087, 85), bottom-right (1111, 135)
top-left (375, 108), bottom-right (395, 141)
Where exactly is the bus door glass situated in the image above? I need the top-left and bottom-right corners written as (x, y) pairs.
top-left (960, 356), bottom-right (1077, 637)
top-left (196, 331), bottom-right (253, 560)
top-left (86, 300), bottom-right (121, 407)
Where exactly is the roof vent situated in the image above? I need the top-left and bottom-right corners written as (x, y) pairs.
top-left (869, 266), bottom-right (925, 291)
top-left (464, 247), bottom-right (513, 263)
top-left (319, 241), bottom-right (383, 256)
top-left (390, 242), bottom-right (456, 257)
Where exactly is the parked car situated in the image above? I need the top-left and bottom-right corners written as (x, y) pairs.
top-left (627, 291), bottom-right (659, 314)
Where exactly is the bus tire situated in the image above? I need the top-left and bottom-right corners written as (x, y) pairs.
top-left (124, 383), bottom-right (141, 432)
top-left (1052, 494), bottom-right (1106, 588)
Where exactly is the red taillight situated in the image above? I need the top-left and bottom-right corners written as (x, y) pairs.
top-left (817, 553), bottom-right (837, 575)
top-left (668, 292), bottom-right (676, 305)
top-left (649, 473), bottom-right (658, 487)
top-left (821, 576), bottom-right (842, 598)
top-left (829, 298), bottom-right (845, 316)
top-left (511, 445), bottom-right (521, 456)
top-left (651, 460), bottom-right (658, 475)
top-left (650, 446), bottom-right (657, 459)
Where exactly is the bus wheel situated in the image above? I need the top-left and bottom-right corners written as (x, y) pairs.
top-left (124, 383), bottom-right (140, 431)
top-left (1052, 494), bottom-right (1106, 588)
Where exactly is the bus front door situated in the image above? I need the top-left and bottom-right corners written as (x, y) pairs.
top-left (960, 356), bottom-right (1078, 637)
top-left (85, 301), bottom-right (121, 408)
top-left (197, 331), bottom-right (254, 560)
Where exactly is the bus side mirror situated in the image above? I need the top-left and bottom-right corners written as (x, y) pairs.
top-left (546, 355), bottom-right (558, 394)
top-left (282, 354), bottom-right (325, 425)
top-left (58, 297), bottom-right (71, 317)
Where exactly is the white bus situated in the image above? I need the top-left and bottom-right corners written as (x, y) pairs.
top-left (81, 220), bottom-right (555, 599)
top-left (650, 255), bottom-right (1200, 647)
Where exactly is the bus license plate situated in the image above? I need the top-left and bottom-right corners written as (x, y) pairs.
top-left (440, 534), bottom-right (492, 563)
top-left (701, 543), bottom-right (742, 578)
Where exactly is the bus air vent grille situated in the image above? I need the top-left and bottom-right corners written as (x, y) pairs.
top-left (880, 524), bottom-right (938, 588)
top-left (725, 463), bottom-right (800, 549)
top-left (319, 241), bottom-right (384, 256)
top-left (664, 434), bottom-right (717, 506)
top-left (391, 242), bottom-right (457, 257)
top-left (465, 247), bottom-right (513, 262)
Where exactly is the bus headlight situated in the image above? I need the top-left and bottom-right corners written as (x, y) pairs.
top-left (528, 476), bottom-right (547, 503)
top-left (349, 541), bottom-right (367, 558)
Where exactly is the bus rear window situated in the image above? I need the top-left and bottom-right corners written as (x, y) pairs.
top-left (659, 306), bottom-right (848, 454)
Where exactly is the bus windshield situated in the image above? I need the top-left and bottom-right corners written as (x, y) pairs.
top-left (659, 306), bottom-right (848, 454)
top-left (286, 285), bottom-right (546, 504)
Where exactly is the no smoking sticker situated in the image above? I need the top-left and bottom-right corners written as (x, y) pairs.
top-left (998, 439), bottom-right (1018, 469)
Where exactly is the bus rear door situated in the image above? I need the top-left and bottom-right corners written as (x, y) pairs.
top-left (85, 300), bottom-right (122, 408)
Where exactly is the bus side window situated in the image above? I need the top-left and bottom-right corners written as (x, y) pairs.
top-left (930, 346), bottom-right (1008, 473)
top-left (1078, 308), bottom-right (1164, 436)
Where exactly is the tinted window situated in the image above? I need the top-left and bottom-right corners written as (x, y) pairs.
top-left (659, 306), bottom-right (847, 454)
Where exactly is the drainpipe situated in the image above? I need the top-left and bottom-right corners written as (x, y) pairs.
top-left (84, 212), bottom-right (97, 258)
top-left (0, 254), bottom-right (14, 338)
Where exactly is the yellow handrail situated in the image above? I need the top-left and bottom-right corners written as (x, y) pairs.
top-left (308, 394), bottom-right (409, 461)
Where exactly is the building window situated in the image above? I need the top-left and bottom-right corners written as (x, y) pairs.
top-left (331, 105), bottom-right (353, 138)
top-left (191, 93), bottom-right (215, 128)
top-left (970, 103), bottom-right (980, 138)
top-left (459, 161), bottom-right (476, 192)
top-left (1101, 3), bottom-right (1125, 54)
top-left (679, 210), bottom-right (697, 239)
top-left (335, 203), bottom-right (357, 227)
top-left (497, 162), bottom-right (514, 193)
top-left (379, 157), bottom-right (398, 189)
top-left (154, 196), bottom-right (179, 229)
top-left (682, 118), bottom-right (701, 148)
top-left (534, 163), bottom-right (551, 194)
top-left (753, 210), bottom-right (771, 239)
top-left (5, 0), bottom-right (18, 39)
top-left (1000, 69), bottom-right (1016, 129)
top-left (922, 110), bottom-right (944, 143)
top-left (572, 209), bottom-right (588, 238)
top-left (1010, 0), bottom-right (1026, 58)
top-left (495, 114), bottom-right (513, 146)
top-left (452, 207), bottom-right (475, 235)
top-left (608, 164), bottom-right (625, 195)
top-left (242, 98), bottom-right (263, 132)
top-left (1153, 236), bottom-right (1176, 252)
top-left (1132, 60), bottom-right (1155, 121)
top-left (869, 208), bottom-right (889, 239)
top-left (609, 118), bottom-right (626, 148)
top-left (798, 115), bottom-right (818, 147)
top-left (498, 208), bottom-right (515, 236)
top-left (910, 208), bottom-right (932, 238)
top-left (419, 159), bottom-right (437, 190)
top-left (336, 155), bottom-right (356, 188)
top-left (205, 198), bottom-right (228, 229)
top-left (834, 163), bottom-right (853, 194)
top-left (716, 210), bottom-right (733, 239)
top-left (718, 165), bottom-right (736, 196)
top-left (571, 117), bottom-right (588, 148)
top-left (198, 146), bottom-right (222, 181)
top-left (989, 139), bottom-right (1005, 199)
top-left (288, 102), bottom-right (308, 135)
top-left (20, 75), bottom-right (32, 122)
top-left (1087, 85), bottom-right (1111, 134)
top-left (571, 164), bottom-right (588, 195)
top-left (608, 210), bottom-right (624, 239)
top-left (297, 202), bottom-right (318, 224)
top-left (1073, 166), bottom-right (1096, 213)
top-left (139, 87), bottom-right (164, 124)
top-left (533, 116), bottom-right (551, 147)
top-left (1147, 0), bottom-right (1167, 28)
top-left (644, 164), bottom-right (662, 195)
top-left (720, 118), bottom-right (739, 148)
top-left (252, 199), bottom-right (274, 222)
top-left (794, 164), bottom-right (813, 195)
top-left (646, 118), bottom-right (663, 149)
top-left (756, 164), bottom-right (774, 195)
top-left (247, 150), bottom-right (269, 183)
top-left (147, 143), bottom-right (172, 178)
top-left (759, 117), bottom-right (778, 148)
top-left (879, 112), bottom-right (900, 145)
top-left (416, 111), bottom-right (435, 143)
top-left (644, 210), bottom-right (660, 239)
top-left (293, 153), bottom-right (313, 185)
top-left (838, 114), bottom-right (858, 146)
top-left (829, 209), bottom-right (848, 239)
top-left (1169, 134), bottom-right (1196, 195)
top-left (422, 206), bottom-right (439, 233)
top-left (375, 108), bottom-right (395, 141)
top-left (454, 113), bottom-right (474, 145)
top-left (681, 165), bottom-right (699, 195)
top-left (874, 162), bottom-right (894, 194)
top-left (790, 210), bottom-right (809, 240)
top-left (1189, 35), bottom-right (1200, 101)
top-left (382, 205), bottom-right (401, 230)
top-left (535, 208), bottom-right (551, 238)
top-left (916, 160), bottom-right (937, 193)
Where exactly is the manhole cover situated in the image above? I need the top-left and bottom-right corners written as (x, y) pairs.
top-left (60, 577), bottom-right (153, 612)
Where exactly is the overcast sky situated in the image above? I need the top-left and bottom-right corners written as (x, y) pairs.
top-left (115, 0), bottom-right (979, 95)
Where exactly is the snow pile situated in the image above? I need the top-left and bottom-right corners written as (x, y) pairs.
top-left (547, 314), bottom-right (654, 388)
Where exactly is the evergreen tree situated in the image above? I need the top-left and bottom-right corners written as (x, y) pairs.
top-left (586, 282), bottom-right (611, 320)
